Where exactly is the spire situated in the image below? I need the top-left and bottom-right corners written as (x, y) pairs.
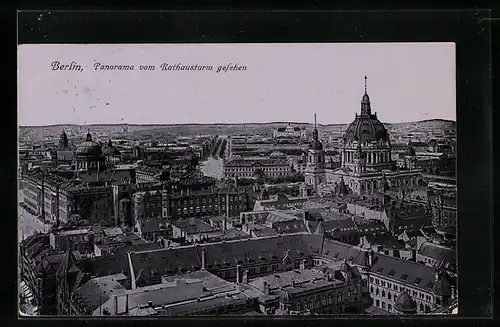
top-left (361, 76), bottom-right (371, 116)
top-left (313, 113), bottom-right (318, 140)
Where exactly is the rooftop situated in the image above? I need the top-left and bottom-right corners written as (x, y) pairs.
top-left (369, 253), bottom-right (439, 293)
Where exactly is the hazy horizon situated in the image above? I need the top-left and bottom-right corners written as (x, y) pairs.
top-left (19, 117), bottom-right (456, 128)
top-left (18, 43), bottom-right (456, 126)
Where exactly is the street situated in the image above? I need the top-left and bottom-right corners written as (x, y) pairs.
top-left (18, 190), bottom-right (50, 243)
top-left (200, 157), bottom-right (224, 179)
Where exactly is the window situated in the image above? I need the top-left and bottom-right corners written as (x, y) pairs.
top-left (327, 294), bottom-right (333, 305)
top-left (375, 279), bottom-right (379, 285)
top-left (388, 292), bottom-right (392, 300)
top-left (382, 302), bottom-right (386, 310)
top-left (260, 266), bottom-right (268, 274)
top-left (382, 290), bottom-right (385, 298)
top-left (370, 286), bottom-right (374, 293)
top-left (376, 300), bottom-right (380, 307)
top-left (337, 294), bottom-right (343, 303)
top-left (388, 304), bottom-right (392, 312)
top-left (272, 264), bottom-right (278, 271)
top-left (436, 297), bottom-right (441, 305)
top-left (376, 288), bottom-right (379, 296)
top-left (224, 271), bottom-right (230, 279)
top-left (401, 274), bottom-right (408, 280)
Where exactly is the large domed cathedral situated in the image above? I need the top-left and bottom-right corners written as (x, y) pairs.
top-left (75, 131), bottom-right (106, 171)
top-left (305, 76), bottom-right (423, 195)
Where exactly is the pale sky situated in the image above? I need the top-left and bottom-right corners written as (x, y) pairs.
top-left (18, 43), bottom-right (456, 126)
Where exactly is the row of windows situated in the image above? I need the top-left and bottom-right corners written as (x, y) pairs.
top-left (370, 277), bottom-right (433, 303)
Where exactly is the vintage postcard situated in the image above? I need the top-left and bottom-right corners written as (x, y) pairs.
top-left (18, 43), bottom-right (457, 316)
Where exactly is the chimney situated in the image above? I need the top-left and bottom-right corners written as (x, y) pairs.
top-left (368, 250), bottom-right (374, 267)
top-left (125, 294), bottom-right (129, 313)
top-left (242, 269), bottom-right (249, 283)
top-left (263, 281), bottom-right (270, 295)
top-left (201, 249), bottom-right (206, 270)
top-left (236, 264), bottom-right (242, 284)
top-left (148, 301), bottom-right (153, 307)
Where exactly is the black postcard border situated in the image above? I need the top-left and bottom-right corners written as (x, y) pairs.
top-left (13, 9), bottom-right (494, 325)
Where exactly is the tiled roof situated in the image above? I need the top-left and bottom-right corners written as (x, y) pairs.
top-left (103, 227), bottom-right (124, 237)
top-left (129, 234), bottom-right (326, 280)
top-left (251, 227), bottom-right (278, 238)
top-left (272, 220), bottom-right (309, 234)
top-left (417, 243), bottom-right (456, 267)
top-left (73, 274), bottom-right (127, 313)
top-left (77, 253), bottom-right (131, 278)
top-left (320, 218), bottom-right (357, 233)
top-left (354, 219), bottom-right (387, 234)
top-left (171, 219), bottom-right (217, 234)
top-left (369, 254), bottom-right (438, 293)
top-left (363, 233), bottom-right (406, 250)
top-left (250, 269), bottom-right (325, 291)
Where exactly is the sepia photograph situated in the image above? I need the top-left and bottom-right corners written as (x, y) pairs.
top-left (18, 43), bottom-right (458, 317)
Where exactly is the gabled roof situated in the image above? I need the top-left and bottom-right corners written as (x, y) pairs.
top-left (369, 254), bottom-right (438, 293)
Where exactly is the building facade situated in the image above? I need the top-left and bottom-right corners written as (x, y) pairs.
top-left (305, 77), bottom-right (423, 196)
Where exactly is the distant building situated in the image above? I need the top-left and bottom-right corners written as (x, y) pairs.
top-left (273, 123), bottom-right (307, 139)
top-left (132, 188), bottom-right (247, 222)
top-left (253, 194), bottom-right (309, 211)
top-left (223, 157), bottom-right (292, 179)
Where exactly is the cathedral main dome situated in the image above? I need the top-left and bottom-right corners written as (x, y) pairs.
top-left (343, 76), bottom-right (389, 144)
top-left (344, 114), bottom-right (389, 143)
top-left (76, 132), bottom-right (103, 156)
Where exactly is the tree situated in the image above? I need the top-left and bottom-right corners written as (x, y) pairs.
top-left (253, 168), bottom-right (266, 185)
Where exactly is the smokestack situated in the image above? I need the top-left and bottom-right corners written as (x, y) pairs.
top-left (263, 281), bottom-right (270, 295)
top-left (201, 249), bottom-right (206, 270)
top-left (368, 250), bottom-right (374, 267)
top-left (126, 294), bottom-right (129, 313)
top-left (236, 264), bottom-right (242, 284)
top-left (242, 269), bottom-right (249, 283)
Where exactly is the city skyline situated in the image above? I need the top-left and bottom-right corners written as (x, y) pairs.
top-left (18, 43), bottom-right (456, 126)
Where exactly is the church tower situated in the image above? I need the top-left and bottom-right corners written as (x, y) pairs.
top-left (305, 114), bottom-right (326, 194)
top-left (58, 130), bottom-right (69, 149)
